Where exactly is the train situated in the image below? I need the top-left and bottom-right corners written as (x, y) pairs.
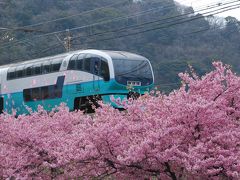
top-left (0, 49), bottom-right (154, 115)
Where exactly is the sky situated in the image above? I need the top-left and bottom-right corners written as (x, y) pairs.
top-left (175, 0), bottom-right (240, 20)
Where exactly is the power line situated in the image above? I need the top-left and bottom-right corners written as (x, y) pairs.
top-left (29, 2), bottom-right (183, 38)
top-left (72, 0), bottom-right (240, 41)
top-left (3, 0), bottom-right (225, 50)
top-left (0, 0), bottom-right (234, 51)
top-left (5, 7), bottom-right (239, 90)
top-left (11, 4), bottom-right (240, 63)
top-left (0, 0), bottom-right (195, 49)
top-left (4, 1), bottom-right (240, 62)
top-left (1, 0), bottom-right (198, 33)
top-left (73, 3), bottom-right (240, 45)
top-left (0, 0), bottom-right (131, 31)
top-left (0, 1), bottom-right (132, 49)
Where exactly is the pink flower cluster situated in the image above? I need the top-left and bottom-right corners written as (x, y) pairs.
top-left (0, 62), bottom-right (240, 179)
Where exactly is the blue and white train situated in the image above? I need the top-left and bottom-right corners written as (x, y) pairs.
top-left (0, 49), bottom-right (154, 115)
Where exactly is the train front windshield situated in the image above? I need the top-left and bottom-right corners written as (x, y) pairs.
top-left (112, 58), bottom-right (153, 86)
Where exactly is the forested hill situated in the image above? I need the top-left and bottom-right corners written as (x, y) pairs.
top-left (0, 0), bottom-right (240, 92)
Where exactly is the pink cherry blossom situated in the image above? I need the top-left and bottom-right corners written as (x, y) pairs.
top-left (0, 62), bottom-right (240, 179)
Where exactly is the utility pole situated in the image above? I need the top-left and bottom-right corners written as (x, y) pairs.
top-left (64, 29), bottom-right (72, 52)
top-left (54, 29), bottom-right (73, 52)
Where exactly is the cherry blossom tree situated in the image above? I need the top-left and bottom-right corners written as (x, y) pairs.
top-left (0, 62), bottom-right (240, 179)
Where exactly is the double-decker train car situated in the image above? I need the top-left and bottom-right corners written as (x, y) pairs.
top-left (0, 49), bottom-right (154, 115)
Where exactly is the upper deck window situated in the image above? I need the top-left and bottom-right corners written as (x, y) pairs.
top-left (100, 60), bottom-right (110, 81)
top-left (7, 67), bottom-right (16, 80)
top-left (33, 64), bottom-right (42, 75)
top-left (76, 54), bottom-right (84, 70)
top-left (52, 60), bottom-right (62, 72)
top-left (42, 61), bottom-right (51, 74)
top-left (7, 58), bottom-right (63, 80)
top-left (16, 66), bottom-right (24, 78)
top-left (25, 65), bottom-right (32, 76)
top-left (68, 54), bottom-right (84, 71)
top-left (68, 55), bottom-right (77, 70)
top-left (67, 53), bottom-right (110, 81)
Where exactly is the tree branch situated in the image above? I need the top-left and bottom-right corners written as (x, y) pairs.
top-left (164, 162), bottom-right (177, 180)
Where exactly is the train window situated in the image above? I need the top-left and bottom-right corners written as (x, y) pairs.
top-left (16, 66), bottom-right (24, 78)
top-left (68, 59), bottom-right (76, 70)
top-left (25, 66), bottom-right (32, 76)
top-left (48, 85), bottom-right (56, 99)
top-left (23, 76), bottom-right (64, 101)
top-left (23, 89), bottom-right (32, 102)
top-left (41, 86), bottom-right (49, 99)
top-left (7, 67), bottom-right (16, 80)
top-left (76, 60), bottom-right (83, 70)
top-left (83, 56), bottom-right (91, 72)
top-left (55, 76), bottom-right (64, 98)
top-left (76, 54), bottom-right (84, 70)
top-left (100, 60), bottom-right (110, 81)
top-left (33, 64), bottom-right (42, 75)
top-left (52, 60), bottom-right (62, 72)
top-left (54, 85), bottom-right (62, 98)
top-left (32, 88), bottom-right (41, 100)
top-left (44, 85), bottom-right (61, 99)
top-left (67, 54), bottom-right (78, 70)
top-left (42, 62), bottom-right (51, 74)
top-left (76, 59), bottom-right (83, 70)
top-left (92, 57), bottom-right (100, 75)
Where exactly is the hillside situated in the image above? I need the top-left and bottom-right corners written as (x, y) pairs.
top-left (0, 0), bottom-right (240, 92)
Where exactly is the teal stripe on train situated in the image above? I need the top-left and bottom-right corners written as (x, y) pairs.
top-left (2, 79), bottom-right (153, 115)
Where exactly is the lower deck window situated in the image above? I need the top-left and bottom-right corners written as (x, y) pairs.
top-left (23, 89), bottom-right (31, 101)
top-left (23, 85), bottom-right (63, 102)
top-left (23, 76), bottom-right (65, 102)
top-left (41, 86), bottom-right (49, 99)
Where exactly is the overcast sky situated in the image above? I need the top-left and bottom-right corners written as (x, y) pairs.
top-left (175, 0), bottom-right (240, 20)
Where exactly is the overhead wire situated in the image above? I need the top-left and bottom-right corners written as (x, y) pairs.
top-left (31, 0), bottom-right (202, 36)
top-left (4, 13), bottom-right (239, 92)
top-left (1, 0), bottom-right (235, 52)
top-left (5, 0), bottom-right (229, 50)
top-left (5, 0), bottom-right (240, 62)
top-left (11, 2), bottom-right (240, 60)
top-left (0, 0), bottom-right (198, 49)
top-left (31, 1), bottom-right (226, 53)
top-left (71, 0), bottom-right (240, 41)
top-left (94, 2), bottom-right (237, 89)
top-left (0, 0), bottom-right (131, 31)
top-left (15, 7), bottom-right (240, 62)
top-left (0, 0), bottom-right (131, 48)
top-left (77, 2), bottom-right (240, 45)
top-left (2, 1), bottom-right (239, 92)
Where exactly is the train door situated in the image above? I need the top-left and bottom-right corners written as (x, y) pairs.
top-left (92, 57), bottom-right (100, 92)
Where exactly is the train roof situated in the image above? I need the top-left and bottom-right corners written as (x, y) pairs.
top-left (102, 50), bottom-right (147, 61)
top-left (0, 49), bottom-right (147, 70)
top-left (0, 52), bottom-right (72, 70)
